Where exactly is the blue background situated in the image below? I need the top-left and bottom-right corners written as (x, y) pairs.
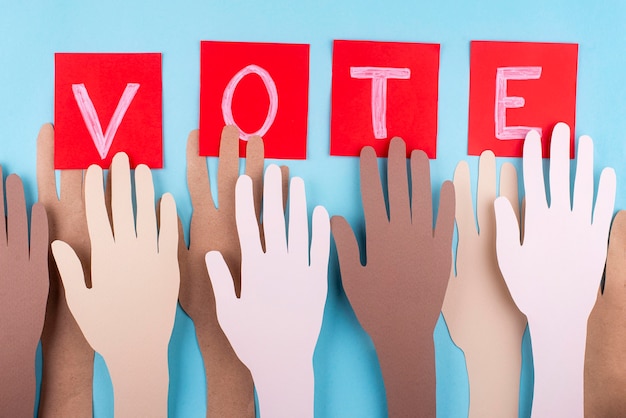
top-left (2, 1), bottom-right (623, 416)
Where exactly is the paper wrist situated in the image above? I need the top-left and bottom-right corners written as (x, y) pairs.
top-left (252, 361), bottom-right (315, 418)
top-left (106, 348), bottom-right (170, 418)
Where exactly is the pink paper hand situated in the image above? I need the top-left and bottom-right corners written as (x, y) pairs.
top-left (205, 164), bottom-right (330, 418)
top-left (178, 126), bottom-right (287, 418)
top-left (495, 123), bottom-right (616, 418)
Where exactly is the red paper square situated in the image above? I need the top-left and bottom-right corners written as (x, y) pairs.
top-left (468, 41), bottom-right (578, 158)
top-left (330, 40), bottom-right (440, 158)
top-left (54, 53), bottom-right (162, 169)
top-left (200, 41), bottom-right (310, 159)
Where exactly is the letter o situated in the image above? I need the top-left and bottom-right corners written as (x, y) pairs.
top-left (221, 64), bottom-right (279, 141)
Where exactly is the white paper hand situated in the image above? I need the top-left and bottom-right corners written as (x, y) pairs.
top-left (205, 164), bottom-right (330, 418)
top-left (494, 123), bottom-right (616, 418)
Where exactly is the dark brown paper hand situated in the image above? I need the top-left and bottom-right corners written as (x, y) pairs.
top-left (178, 126), bottom-right (287, 418)
top-left (36, 123), bottom-right (95, 418)
top-left (0, 167), bottom-right (49, 417)
top-left (331, 137), bottom-right (455, 418)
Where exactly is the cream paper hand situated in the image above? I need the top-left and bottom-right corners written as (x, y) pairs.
top-left (52, 152), bottom-right (180, 418)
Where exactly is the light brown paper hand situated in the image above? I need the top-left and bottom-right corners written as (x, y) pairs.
top-left (331, 137), bottom-right (455, 418)
top-left (442, 151), bottom-right (527, 417)
top-left (0, 168), bottom-right (49, 418)
top-left (52, 153), bottom-right (179, 418)
top-left (36, 123), bottom-right (95, 418)
top-left (178, 126), bottom-right (287, 418)
top-left (585, 210), bottom-right (626, 417)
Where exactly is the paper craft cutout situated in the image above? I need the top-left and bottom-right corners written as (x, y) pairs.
top-left (199, 41), bottom-right (310, 159)
top-left (0, 167), bottom-right (49, 417)
top-left (205, 164), bottom-right (330, 418)
top-left (494, 123), bottom-right (616, 417)
top-left (330, 40), bottom-right (440, 158)
top-left (442, 151), bottom-right (527, 417)
top-left (331, 137), bottom-right (455, 417)
top-left (36, 124), bottom-right (95, 418)
top-left (54, 53), bottom-right (162, 169)
top-left (585, 210), bottom-right (626, 416)
top-left (51, 153), bottom-right (179, 418)
top-left (179, 126), bottom-right (287, 418)
top-left (468, 41), bottom-right (578, 157)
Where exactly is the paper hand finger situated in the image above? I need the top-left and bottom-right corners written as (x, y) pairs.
top-left (476, 150), bottom-right (497, 237)
top-left (52, 240), bottom-right (89, 320)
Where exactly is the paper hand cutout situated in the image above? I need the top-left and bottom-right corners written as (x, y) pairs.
top-left (442, 151), bottom-right (527, 417)
top-left (495, 123), bottom-right (616, 418)
top-left (205, 164), bottom-right (330, 418)
top-left (36, 123), bottom-right (95, 418)
top-left (179, 126), bottom-right (287, 418)
top-left (585, 210), bottom-right (626, 416)
top-left (52, 153), bottom-right (180, 418)
top-left (331, 137), bottom-right (455, 418)
top-left (0, 168), bottom-right (49, 417)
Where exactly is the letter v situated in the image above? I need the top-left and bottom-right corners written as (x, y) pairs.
top-left (72, 83), bottom-right (140, 159)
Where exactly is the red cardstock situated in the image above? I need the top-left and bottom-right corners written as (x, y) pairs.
top-left (330, 40), bottom-right (440, 158)
top-left (468, 41), bottom-right (578, 158)
top-left (199, 41), bottom-right (310, 159)
top-left (54, 53), bottom-right (162, 169)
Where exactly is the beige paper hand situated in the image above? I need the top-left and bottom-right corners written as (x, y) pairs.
top-left (331, 137), bottom-right (455, 418)
top-left (442, 150), bottom-right (527, 417)
top-left (178, 126), bottom-right (287, 417)
top-left (585, 210), bottom-right (626, 416)
top-left (495, 123), bottom-right (616, 418)
top-left (205, 164), bottom-right (330, 418)
top-left (35, 123), bottom-right (95, 418)
top-left (51, 153), bottom-right (180, 418)
top-left (0, 169), bottom-right (49, 417)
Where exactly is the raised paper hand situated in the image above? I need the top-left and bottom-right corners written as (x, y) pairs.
top-left (0, 168), bottom-right (49, 417)
top-left (52, 153), bottom-right (180, 418)
top-left (585, 210), bottom-right (626, 416)
top-left (442, 151), bottom-right (527, 417)
top-left (495, 123), bottom-right (616, 418)
top-left (36, 123), bottom-right (95, 417)
top-left (179, 126), bottom-right (286, 417)
top-left (205, 164), bottom-right (330, 418)
top-left (331, 137), bottom-right (455, 418)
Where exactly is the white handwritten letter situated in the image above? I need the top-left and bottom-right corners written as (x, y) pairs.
top-left (221, 65), bottom-right (279, 141)
top-left (350, 66), bottom-right (411, 139)
top-left (72, 83), bottom-right (140, 159)
top-left (495, 66), bottom-right (542, 140)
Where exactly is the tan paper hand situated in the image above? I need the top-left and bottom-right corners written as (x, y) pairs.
top-left (178, 126), bottom-right (286, 418)
top-left (0, 169), bottom-right (49, 417)
top-left (331, 137), bottom-right (455, 418)
top-left (585, 210), bottom-right (626, 416)
top-left (52, 153), bottom-right (180, 418)
top-left (35, 123), bottom-right (95, 418)
top-left (442, 150), bottom-right (527, 417)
